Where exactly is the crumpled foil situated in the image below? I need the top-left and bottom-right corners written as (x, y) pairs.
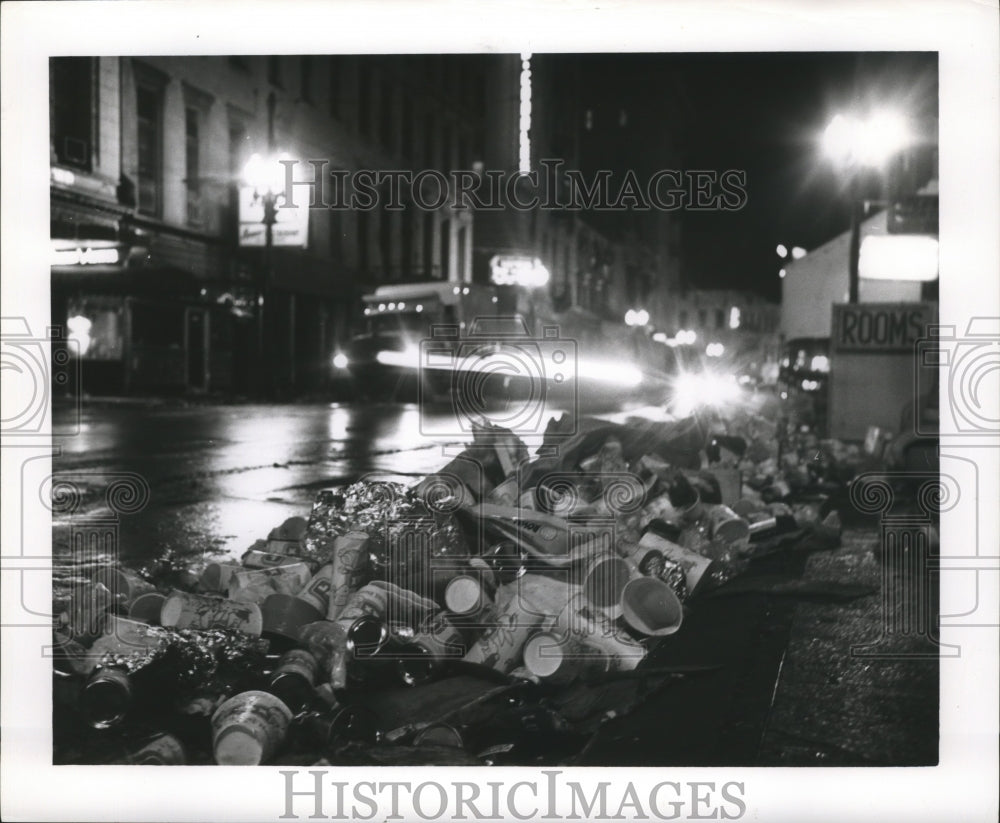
top-left (93, 627), bottom-right (268, 699)
top-left (304, 482), bottom-right (468, 593)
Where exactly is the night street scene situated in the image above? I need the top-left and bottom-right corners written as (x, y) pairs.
top-left (38, 48), bottom-right (956, 772)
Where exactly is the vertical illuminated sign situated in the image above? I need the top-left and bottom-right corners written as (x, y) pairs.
top-left (519, 52), bottom-right (532, 175)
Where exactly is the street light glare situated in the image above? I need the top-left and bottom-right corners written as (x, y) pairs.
top-left (243, 151), bottom-right (291, 194)
top-left (857, 111), bottom-right (910, 165)
top-left (776, 244), bottom-right (788, 258)
top-left (822, 114), bottom-right (854, 164)
top-left (823, 111), bottom-right (910, 167)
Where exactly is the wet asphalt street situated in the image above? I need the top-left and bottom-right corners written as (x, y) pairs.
top-left (51, 401), bottom-right (529, 564)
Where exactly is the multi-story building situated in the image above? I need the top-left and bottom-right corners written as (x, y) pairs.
top-left (50, 53), bottom-right (684, 396)
top-left (50, 55), bottom-right (483, 396)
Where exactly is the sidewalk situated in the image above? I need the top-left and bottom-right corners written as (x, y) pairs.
top-left (758, 516), bottom-right (939, 765)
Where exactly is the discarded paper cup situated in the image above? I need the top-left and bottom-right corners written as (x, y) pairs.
top-left (124, 733), bottom-right (187, 765)
top-left (554, 591), bottom-right (647, 671)
top-left (297, 563), bottom-right (334, 614)
top-left (325, 532), bottom-right (371, 619)
top-left (199, 562), bottom-right (242, 593)
top-left (228, 563), bottom-right (312, 604)
top-left (462, 578), bottom-right (552, 673)
top-left (161, 590), bottom-right (263, 636)
top-left (582, 551), bottom-right (633, 618)
top-left (260, 593), bottom-right (324, 643)
top-left (297, 620), bottom-right (350, 689)
top-left (553, 593), bottom-right (646, 671)
top-left (211, 690), bottom-right (293, 765)
top-left (242, 549), bottom-right (307, 570)
top-left (523, 630), bottom-right (611, 684)
top-left (620, 577), bottom-right (683, 636)
top-left (444, 575), bottom-right (491, 616)
top-left (639, 532), bottom-right (715, 596)
top-left (91, 565), bottom-right (156, 608)
top-left (127, 592), bottom-right (166, 625)
top-left (706, 504), bottom-right (751, 545)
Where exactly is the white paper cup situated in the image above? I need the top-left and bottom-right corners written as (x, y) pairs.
top-left (297, 563), bottom-right (334, 614)
top-left (160, 590), bottom-right (263, 636)
top-left (228, 563), bottom-right (312, 604)
top-left (199, 562), bottom-right (242, 593)
top-left (639, 531), bottom-right (715, 596)
top-left (523, 630), bottom-right (611, 684)
top-left (706, 504), bottom-right (751, 545)
top-left (620, 576), bottom-right (684, 636)
top-left (126, 592), bottom-right (167, 625)
top-left (581, 552), bottom-right (633, 618)
top-left (126, 733), bottom-right (187, 765)
top-left (211, 690), bottom-right (292, 765)
top-left (325, 533), bottom-right (371, 619)
top-left (91, 566), bottom-right (155, 608)
top-left (553, 592), bottom-right (647, 671)
top-left (444, 575), bottom-right (490, 616)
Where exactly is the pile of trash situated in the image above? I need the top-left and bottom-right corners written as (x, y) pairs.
top-left (52, 412), bottom-right (850, 766)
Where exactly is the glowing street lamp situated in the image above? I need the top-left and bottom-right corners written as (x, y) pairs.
top-left (240, 91), bottom-right (288, 396)
top-left (823, 108), bottom-right (911, 303)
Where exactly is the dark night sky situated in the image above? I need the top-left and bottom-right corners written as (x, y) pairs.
top-left (572, 52), bottom-right (938, 300)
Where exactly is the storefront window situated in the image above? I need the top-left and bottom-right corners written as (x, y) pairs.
top-left (66, 297), bottom-right (124, 360)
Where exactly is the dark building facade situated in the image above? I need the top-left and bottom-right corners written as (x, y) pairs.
top-left (50, 53), bottom-right (683, 397)
top-left (50, 55), bottom-right (482, 397)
